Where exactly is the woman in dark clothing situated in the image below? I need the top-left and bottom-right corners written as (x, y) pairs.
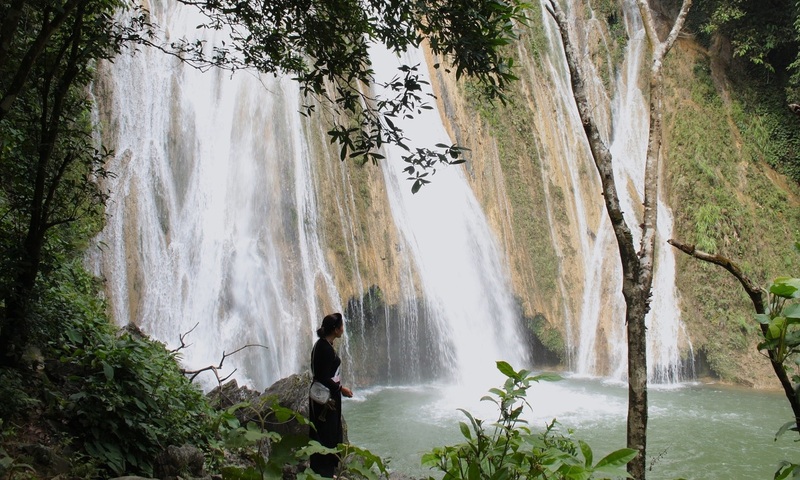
top-left (309, 312), bottom-right (353, 477)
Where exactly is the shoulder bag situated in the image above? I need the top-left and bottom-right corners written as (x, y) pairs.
top-left (309, 342), bottom-right (331, 405)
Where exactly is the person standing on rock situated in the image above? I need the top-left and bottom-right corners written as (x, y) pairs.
top-left (309, 312), bottom-right (353, 477)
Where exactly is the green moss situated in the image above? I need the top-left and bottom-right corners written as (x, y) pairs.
top-left (461, 83), bottom-right (560, 297)
top-left (528, 313), bottom-right (566, 362)
top-left (665, 52), bottom-right (800, 384)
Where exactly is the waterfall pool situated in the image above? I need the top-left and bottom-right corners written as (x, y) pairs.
top-left (343, 375), bottom-right (795, 479)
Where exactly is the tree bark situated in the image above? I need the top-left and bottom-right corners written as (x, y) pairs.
top-left (0, 0), bottom-right (84, 121)
top-left (546, 1), bottom-right (691, 477)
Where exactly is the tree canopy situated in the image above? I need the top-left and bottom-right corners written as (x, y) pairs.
top-left (167, 0), bottom-right (528, 191)
top-left (695, 0), bottom-right (800, 96)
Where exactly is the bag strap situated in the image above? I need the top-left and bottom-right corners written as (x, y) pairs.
top-left (310, 340), bottom-right (317, 378)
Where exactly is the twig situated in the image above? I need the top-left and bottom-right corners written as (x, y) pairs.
top-left (170, 322), bottom-right (199, 353)
top-left (182, 343), bottom-right (269, 386)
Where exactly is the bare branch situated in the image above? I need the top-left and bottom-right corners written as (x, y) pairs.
top-left (636, 0), bottom-right (660, 49)
top-left (661, 0), bottom-right (693, 58)
top-left (181, 343), bottom-right (268, 386)
top-left (666, 239), bottom-right (764, 312)
top-left (637, 0), bottom-right (693, 62)
top-left (171, 322), bottom-right (200, 353)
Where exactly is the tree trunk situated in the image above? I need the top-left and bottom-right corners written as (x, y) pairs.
top-left (0, 239), bottom-right (43, 365)
top-left (625, 283), bottom-right (649, 480)
top-left (546, 1), bottom-right (692, 477)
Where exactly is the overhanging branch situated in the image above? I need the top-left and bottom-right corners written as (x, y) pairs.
top-left (666, 239), bottom-right (764, 312)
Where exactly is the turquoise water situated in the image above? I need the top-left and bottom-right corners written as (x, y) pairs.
top-left (342, 376), bottom-right (796, 479)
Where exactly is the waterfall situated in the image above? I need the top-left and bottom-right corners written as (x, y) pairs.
top-left (91, 2), bottom-right (342, 389)
top-left (90, 1), bottom-right (526, 390)
top-left (533, 0), bottom-right (692, 381)
top-left (372, 47), bottom-right (528, 384)
top-left (90, 0), bottom-right (693, 391)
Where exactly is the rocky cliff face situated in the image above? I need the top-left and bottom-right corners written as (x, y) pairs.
top-left (93, 1), bottom-right (800, 389)
top-left (420, 3), bottom-right (800, 386)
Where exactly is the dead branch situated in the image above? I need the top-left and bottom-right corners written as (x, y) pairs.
top-left (182, 343), bottom-right (269, 386)
top-left (170, 322), bottom-right (200, 353)
top-left (666, 239), bottom-right (764, 312)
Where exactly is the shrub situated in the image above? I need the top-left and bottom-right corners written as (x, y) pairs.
top-left (35, 261), bottom-right (213, 477)
top-left (422, 362), bottom-right (636, 479)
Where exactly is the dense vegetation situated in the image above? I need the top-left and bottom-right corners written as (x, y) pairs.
top-left (663, 13), bottom-right (800, 385)
top-left (2, 0), bottom-right (800, 477)
top-left (690, 0), bottom-right (800, 183)
top-left (0, 260), bottom-right (214, 476)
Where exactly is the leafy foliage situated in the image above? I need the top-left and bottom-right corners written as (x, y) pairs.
top-left (688, 1), bottom-right (800, 185)
top-left (754, 276), bottom-right (800, 363)
top-left (0, 368), bottom-right (39, 422)
top-left (750, 272), bottom-right (800, 480)
top-left (0, 0), bottom-right (154, 357)
top-left (209, 400), bottom-right (388, 480)
top-left (157, 0), bottom-right (529, 190)
top-left (0, 424), bottom-right (34, 480)
top-left (56, 332), bottom-right (212, 476)
top-left (32, 261), bottom-right (212, 476)
top-left (693, 0), bottom-right (799, 78)
top-left (422, 361), bottom-right (636, 479)
top-left (295, 441), bottom-right (389, 480)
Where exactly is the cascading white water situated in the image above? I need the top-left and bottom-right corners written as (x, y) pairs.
top-left (372, 46), bottom-right (528, 385)
top-left (90, 1), bottom-right (342, 389)
top-left (535, 0), bottom-right (691, 381)
top-left (91, 1), bottom-right (526, 390)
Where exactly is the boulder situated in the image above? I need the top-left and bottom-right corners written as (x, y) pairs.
top-left (259, 371), bottom-right (312, 438)
top-left (207, 379), bottom-right (261, 411)
top-left (154, 443), bottom-right (205, 479)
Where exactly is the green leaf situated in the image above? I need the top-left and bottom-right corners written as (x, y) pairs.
top-left (488, 388), bottom-right (505, 397)
top-left (459, 421), bottom-right (472, 440)
top-left (531, 372), bottom-right (563, 383)
top-left (755, 313), bottom-right (772, 325)
top-left (579, 440), bottom-right (592, 467)
top-left (296, 441), bottom-right (338, 459)
top-left (774, 461), bottom-right (800, 480)
top-left (102, 361), bottom-right (114, 381)
top-left (784, 330), bottom-right (800, 348)
top-left (783, 303), bottom-right (800, 320)
top-left (496, 361), bottom-right (516, 379)
top-left (768, 317), bottom-right (787, 340)
top-left (774, 420), bottom-right (798, 440)
top-left (65, 328), bottom-right (83, 344)
top-left (420, 452), bottom-right (439, 467)
top-left (771, 277), bottom-right (800, 298)
top-left (271, 403), bottom-right (296, 423)
top-left (594, 448), bottom-right (638, 469)
top-left (243, 426), bottom-right (272, 443)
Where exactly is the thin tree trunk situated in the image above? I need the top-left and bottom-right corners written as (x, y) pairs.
top-left (545, 1), bottom-right (691, 477)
